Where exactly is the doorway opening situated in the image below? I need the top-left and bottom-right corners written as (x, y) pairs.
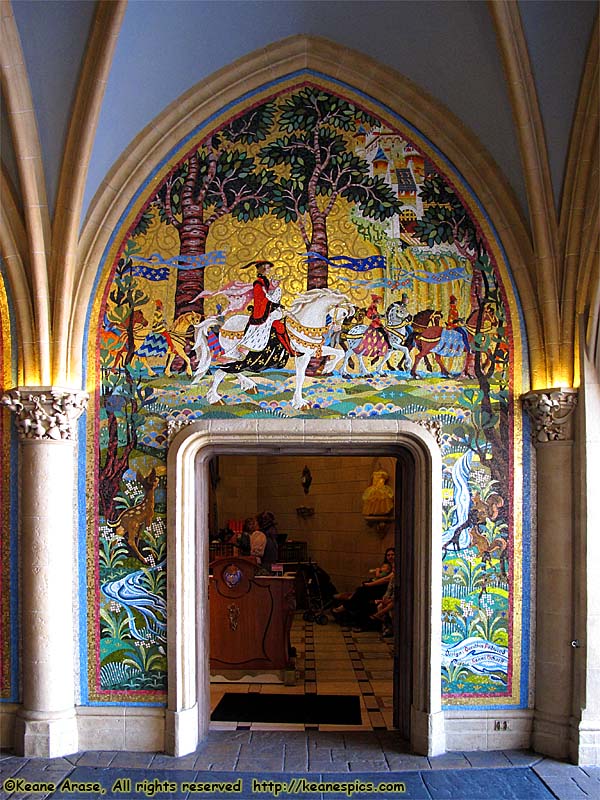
top-left (165, 419), bottom-right (444, 757)
top-left (206, 453), bottom-right (408, 735)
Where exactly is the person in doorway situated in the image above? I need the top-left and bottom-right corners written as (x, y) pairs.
top-left (240, 516), bottom-right (266, 562)
top-left (257, 510), bottom-right (280, 569)
top-left (370, 574), bottom-right (395, 637)
top-left (333, 546), bottom-right (394, 604)
top-left (332, 548), bottom-right (395, 625)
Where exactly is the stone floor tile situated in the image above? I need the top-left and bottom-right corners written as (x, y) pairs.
top-left (572, 772), bottom-right (600, 794)
top-left (308, 732), bottom-right (344, 748)
top-left (195, 757), bottom-right (239, 771)
top-left (346, 757), bottom-right (389, 770)
top-left (534, 760), bottom-right (589, 777)
top-left (107, 752), bottom-right (156, 768)
top-left (501, 749), bottom-right (542, 767)
top-left (463, 750), bottom-right (513, 768)
top-left (208, 729), bottom-right (252, 741)
top-left (195, 744), bottom-right (243, 760)
top-left (282, 755), bottom-right (309, 772)
top-left (15, 759), bottom-right (73, 773)
top-left (70, 752), bottom-right (117, 767)
top-left (310, 760), bottom-right (352, 775)
top-left (235, 761), bottom-right (287, 777)
top-left (149, 753), bottom-right (198, 770)
top-left (428, 752), bottom-right (472, 770)
top-left (0, 759), bottom-right (25, 777)
top-left (533, 778), bottom-right (592, 798)
top-left (385, 753), bottom-right (432, 771)
top-left (8, 766), bottom-right (72, 784)
top-left (306, 746), bottom-right (336, 759)
top-left (423, 767), bottom-right (555, 799)
top-left (580, 766), bottom-right (600, 777)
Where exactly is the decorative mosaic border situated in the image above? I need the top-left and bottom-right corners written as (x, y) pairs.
top-left (0, 263), bottom-right (18, 701)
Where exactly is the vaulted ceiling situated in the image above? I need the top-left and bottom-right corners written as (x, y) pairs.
top-left (1, 0), bottom-right (598, 387)
top-left (4, 0), bottom-right (597, 225)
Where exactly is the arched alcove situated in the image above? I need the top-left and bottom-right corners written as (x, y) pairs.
top-left (165, 418), bottom-right (444, 756)
top-left (80, 40), bottom-right (533, 755)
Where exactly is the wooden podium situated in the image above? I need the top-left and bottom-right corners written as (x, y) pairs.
top-left (209, 557), bottom-right (296, 681)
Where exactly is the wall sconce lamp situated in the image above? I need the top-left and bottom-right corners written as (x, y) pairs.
top-left (296, 506), bottom-right (315, 518)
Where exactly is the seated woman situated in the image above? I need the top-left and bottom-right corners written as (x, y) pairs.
top-left (366, 547), bottom-right (395, 581)
top-left (333, 547), bottom-right (394, 604)
top-left (233, 516), bottom-right (266, 562)
top-left (332, 547), bottom-right (395, 623)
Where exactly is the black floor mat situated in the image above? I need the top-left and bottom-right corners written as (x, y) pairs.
top-left (211, 692), bottom-right (362, 724)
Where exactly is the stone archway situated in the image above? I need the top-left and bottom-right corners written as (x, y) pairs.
top-left (165, 418), bottom-right (445, 757)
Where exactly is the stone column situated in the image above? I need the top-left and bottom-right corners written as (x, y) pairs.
top-left (1, 387), bottom-right (88, 757)
top-left (523, 388), bottom-right (578, 759)
top-left (570, 349), bottom-right (600, 765)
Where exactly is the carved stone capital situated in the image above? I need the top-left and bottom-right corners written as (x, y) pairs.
top-left (1, 387), bottom-right (89, 441)
top-left (522, 388), bottom-right (578, 444)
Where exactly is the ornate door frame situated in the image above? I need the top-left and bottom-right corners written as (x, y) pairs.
top-left (165, 418), bottom-right (445, 756)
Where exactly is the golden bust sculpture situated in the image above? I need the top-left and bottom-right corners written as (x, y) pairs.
top-left (362, 468), bottom-right (394, 517)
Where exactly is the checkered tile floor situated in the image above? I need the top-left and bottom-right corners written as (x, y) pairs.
top-left (210, 614), bottom-right (395, 731)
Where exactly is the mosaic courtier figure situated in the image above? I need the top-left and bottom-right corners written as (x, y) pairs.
top-left (354, 294), bottom-right (390, 360)
top-left (445, 294), bottom-right (470, 351)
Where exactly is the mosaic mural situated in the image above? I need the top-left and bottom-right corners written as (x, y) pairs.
top-left (87, 78), bottom-right (528, 706)
top-left (0, 267), bottom-right (16, 700)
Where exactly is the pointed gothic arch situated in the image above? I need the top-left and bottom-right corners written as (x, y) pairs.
top-left (75, 35), bottom-right (537, 385)
top-left (80, 35), bottom-right (533, 755)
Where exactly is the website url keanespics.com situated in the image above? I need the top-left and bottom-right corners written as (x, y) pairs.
top-left (251, 778), bottom-right (406, 796)
top-left (2, 776), bottom-right (407, 796)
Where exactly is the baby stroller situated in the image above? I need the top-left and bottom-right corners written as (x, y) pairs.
top-left (299, 561), bottom-right (335, 625)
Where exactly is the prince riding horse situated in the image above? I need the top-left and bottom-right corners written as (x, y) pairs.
top-left (192, 288), bottom-right (354, 409)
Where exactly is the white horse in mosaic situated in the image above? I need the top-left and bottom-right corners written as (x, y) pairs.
top-left (192, 288), bottom-right (354, 409)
